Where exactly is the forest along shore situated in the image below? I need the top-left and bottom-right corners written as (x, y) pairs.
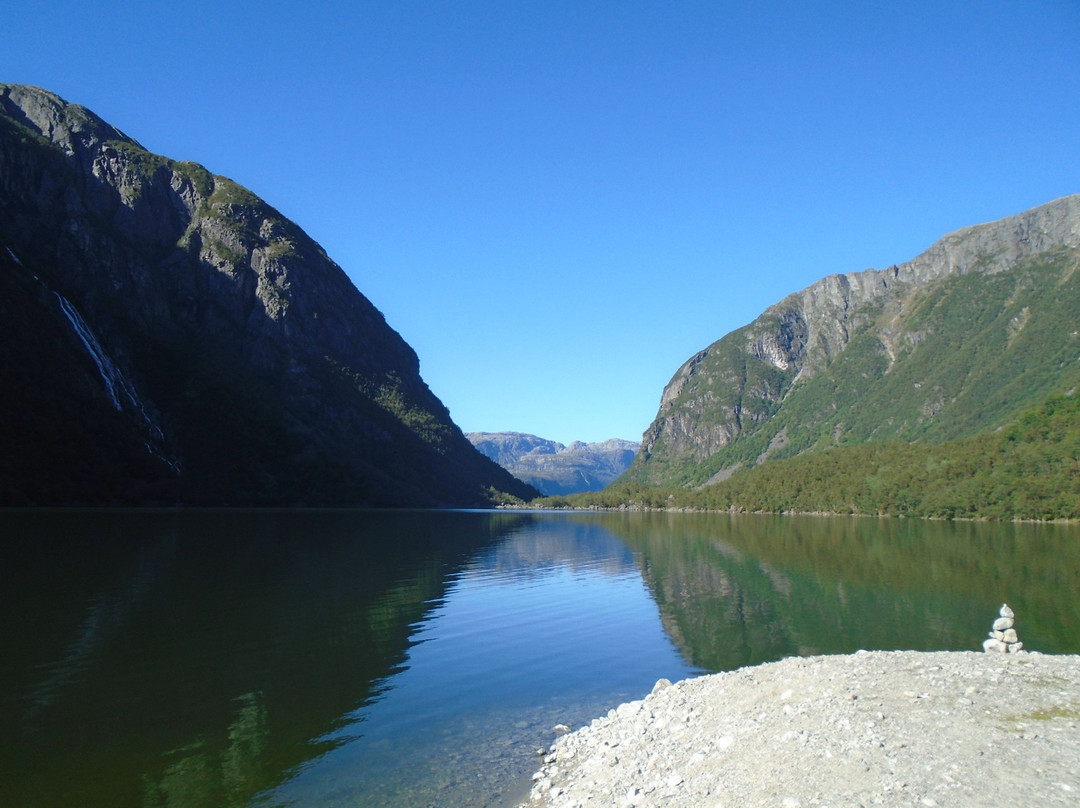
top-left (521, 650), bottom-right (1080, 808)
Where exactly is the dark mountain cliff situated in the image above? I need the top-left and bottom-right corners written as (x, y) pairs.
top-left (625, 195), bottom-right (1080, 487)
top-left (467, 432), bottom-right (638, 496)
top-left (0, 83), bottom-right (536, 506)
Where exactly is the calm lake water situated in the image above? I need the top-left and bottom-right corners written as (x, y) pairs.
top-left (2, 509), bottom-right (1078, 808)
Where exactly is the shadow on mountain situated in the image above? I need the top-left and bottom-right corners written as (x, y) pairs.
top-left (0, 84), bottom-right (535, 506)
top-left (0, 509), bottom-right (529, 808)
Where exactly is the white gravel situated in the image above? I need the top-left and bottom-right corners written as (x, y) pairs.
top-left (521, 650), bottom-right (1080, 808)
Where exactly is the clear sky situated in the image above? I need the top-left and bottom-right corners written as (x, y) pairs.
top-left (4, 1), bottom-right (1079, 444)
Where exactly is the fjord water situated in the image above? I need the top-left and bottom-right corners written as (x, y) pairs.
top-left (2, 511), bottom-right (1078, 808)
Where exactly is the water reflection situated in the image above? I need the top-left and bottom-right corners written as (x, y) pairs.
top-left (263, 515), bottom-right (695, 808)
top-left (1, 510), bottom-right (1077, 808)
top-left (0, 509), bottom-right (529, 808)
top-left (142, 690), bottom-right (268, 808)
top-left (607, 513), bottom-right (1080, 670)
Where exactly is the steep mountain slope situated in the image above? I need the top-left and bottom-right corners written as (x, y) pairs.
top-left (626, 195), bottom-right (1080, 487)
top-left (467, 432), bottom-right (638, 495)
top-left (0, 83), bottom-right (536, 506)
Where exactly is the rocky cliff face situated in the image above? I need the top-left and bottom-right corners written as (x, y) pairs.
top-left (629, 195), bottom-right (1080, 487)
top-left (467, 432), bottom-right (639, 496)
top-left (0, 84), bottom-right (537, 505)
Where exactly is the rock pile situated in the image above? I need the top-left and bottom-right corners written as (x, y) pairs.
top-left (983, 603), bottom-right (1024, 653)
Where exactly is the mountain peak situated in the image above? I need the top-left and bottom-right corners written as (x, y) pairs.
top-left (629, 195), bottom-right (1080, 487)
top-left (0, 83), bottom-right (536, 506)
top-left (467, 432), bottom-right (639, 496)
top-left (0, 83), bottom-right (137, 158)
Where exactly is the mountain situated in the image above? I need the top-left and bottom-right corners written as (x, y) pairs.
top-left (0, 83), bottom-right (537, 506)
top-left (624, 195), bottom-right (1080, 488)
top-left (466, 432), bottom-right (638, 496)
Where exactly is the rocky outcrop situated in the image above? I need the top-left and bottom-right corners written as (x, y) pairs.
top-left (467, 432), bottom-right (638, 496)
top-left (629, 195), bottom-right (1080, 487)
top-left (0, 84), bottom-right (536, 506)
top-left (745, 196), bottom-right (1080, 385)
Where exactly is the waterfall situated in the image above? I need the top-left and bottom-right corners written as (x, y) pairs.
top-left (54, 293), bottom-right (125, 410)
top-left (52, 293), bottom-right (180, 471)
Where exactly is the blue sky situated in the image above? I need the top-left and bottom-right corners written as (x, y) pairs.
top-left (5, 1), bottom-right (1079, 444)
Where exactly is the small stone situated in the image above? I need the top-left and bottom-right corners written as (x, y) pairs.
top-left (1002, 628), bottom-right (1018, 643)
top-left (993, 617), bottom-right (1014, 631)
top-left (989, 630), bottom-right (1005, 640)
top-left (1008, 642), bottom-right (1025, 654)
top-left (1000, 604), bottom-right (1014, 618)
top-left (983, 638), bottom-right (1006, 653)
top-left (553, 724), bottom-right (571, 734)
top-left (617, 701), bottom-right (642, 718)
top-left (652, 678), bottom-right (672, 694)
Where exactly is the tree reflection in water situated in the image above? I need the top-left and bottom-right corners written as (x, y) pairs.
top-left (608, 513), bottom-right (1080, 671)
top-left (2, 510), bottom-right (1077, 808)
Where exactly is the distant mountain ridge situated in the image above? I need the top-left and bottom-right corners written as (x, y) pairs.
top-left (0, 83), bottom-right (537, 506)
top-left (625, 195), bottom-right (1080, 487)
top-left (467, 432), bottom-right (638, 496)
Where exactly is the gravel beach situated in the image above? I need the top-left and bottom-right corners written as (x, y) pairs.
top-left (522, 650), bottom-right (1080, 807)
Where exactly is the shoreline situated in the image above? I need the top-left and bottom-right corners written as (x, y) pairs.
top-left (521, 650), bottom-right (1080, 807)
top-left (506, 503), bottom-right (1080, 525)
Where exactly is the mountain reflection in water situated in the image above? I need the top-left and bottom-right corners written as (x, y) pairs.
top-left (610, 513), bottom-right (1080, 671)
top-left (1, 510), bottom-right (535, 807)
top-left (0, 510), bottom-right (1077, 808)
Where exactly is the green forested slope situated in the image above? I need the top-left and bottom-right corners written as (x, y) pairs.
top-left (560, 392), bottom-right (1080, 520)
top-left (627, 244), bottom-right (1080, 489)
top-left (781, 247), bottom-right (1080, 448)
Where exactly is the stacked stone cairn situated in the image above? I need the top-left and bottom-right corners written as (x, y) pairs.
top-left (983, 603), bottom-right (1024, 653)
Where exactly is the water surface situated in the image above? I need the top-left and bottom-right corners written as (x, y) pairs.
top-left (1, 510), bottom-right (1077, 807)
